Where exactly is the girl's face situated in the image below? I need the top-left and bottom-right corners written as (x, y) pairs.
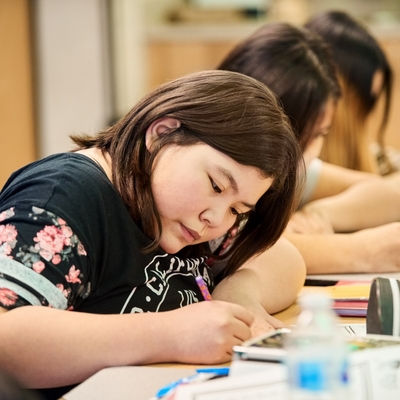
top-left (302, 97), bottom-right (336, 166)
top-left (151, 143), bottom-right (273, 254)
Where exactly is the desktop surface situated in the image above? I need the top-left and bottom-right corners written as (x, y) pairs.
top-left (62, 283), bottom-right (370, 400)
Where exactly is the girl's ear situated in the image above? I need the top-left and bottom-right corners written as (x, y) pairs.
top-left (145, 117), bottom-right (181, 152)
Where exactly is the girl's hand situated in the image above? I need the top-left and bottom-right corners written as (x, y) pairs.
top-left (162, 301), bottom-right (254, 365)
top-left (251, 313), bottom-right (285, 338)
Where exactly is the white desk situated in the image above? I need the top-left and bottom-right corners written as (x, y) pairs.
top-left (61, 365), bottom-right (197, 400)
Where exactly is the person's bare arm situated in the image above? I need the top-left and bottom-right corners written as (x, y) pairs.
top-left (0, 301), bottom-right (253, 388)
top-left (309, 161), bottom-right (380, 202)
top-left (302, 179), bottom-right (400, 233)
top-left (285, 223), bottom-right (400, 274)
top-left (212, 237), bottom-right (306, 336)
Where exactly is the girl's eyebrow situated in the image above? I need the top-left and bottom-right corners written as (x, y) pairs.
top-left (217, 166), bottom-right (256, 212)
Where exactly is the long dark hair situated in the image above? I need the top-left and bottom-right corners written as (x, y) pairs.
top-left (71, 70), bottom-right (303, 276)
top-left (306, 10), bottom-right (393, 174)
top-left (218, 22), bottom-right (341, 152)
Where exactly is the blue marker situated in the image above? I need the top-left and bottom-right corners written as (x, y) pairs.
top-left (196, 367), bottom-right (230, 375)
top-left (152, 368), bottom-right (229, 399)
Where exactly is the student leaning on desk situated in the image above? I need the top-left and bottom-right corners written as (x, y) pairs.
top-left (0, 70), bottom-right (306, 400)
top-left (216, 15), bottom-right (400, 277)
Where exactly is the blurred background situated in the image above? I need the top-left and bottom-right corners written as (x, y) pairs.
top-left (1, 0), bottom-right (400, 187)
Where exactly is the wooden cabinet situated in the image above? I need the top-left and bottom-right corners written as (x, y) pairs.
top-left (145, 23), bottom-right (264, 91)
top-left (147, 40), bottom-right (237, 91)
top-left (0, 0), bottom-right (36, 187)
top-left (146, 25), bottom-right (400, 151)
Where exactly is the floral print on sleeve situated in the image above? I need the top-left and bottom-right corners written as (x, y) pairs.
top-left (0, 287), bottom-right (18, 307)
top-left (0, 207), bottom-right (17, 258)
top-left (15, 206), bottom-right (87, 272)
top-left (0, 206), bottom-right (90, 310)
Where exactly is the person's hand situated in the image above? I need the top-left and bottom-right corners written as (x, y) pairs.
top-left (250, 313), bottom-right (285, 338)
top-left (352, 222), bottom-right (400, 273)
top-left (286, 209), bottom-right (334, 234)
top-left (163, 301), bottom-right (253, 364)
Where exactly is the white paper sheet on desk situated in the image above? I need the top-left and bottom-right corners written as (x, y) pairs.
top-left (339, 323), bottom-right (366, 336)
top-left (173, 364), bottom-right (288, 400)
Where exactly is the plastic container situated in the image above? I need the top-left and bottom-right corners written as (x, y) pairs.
top-left (284, 292), bottom-right (350, 399)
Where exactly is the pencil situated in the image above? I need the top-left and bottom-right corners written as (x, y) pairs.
top-left (195, 275), bottom-right (212, 301)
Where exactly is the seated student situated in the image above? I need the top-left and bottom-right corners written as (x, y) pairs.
top-left (0, 70), bottom-right (304, 399)
top-left (215, 22), bottom-right (400, 275)
top-left (305, 10), bottom-right (396, 176)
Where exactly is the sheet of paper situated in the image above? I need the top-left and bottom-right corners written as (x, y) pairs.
top-left (325, 283), bottom-right (371, 300)
top-left (338, 323), bottom-right (367, 336)
top-left (174, 366), bottom-right (288, 400)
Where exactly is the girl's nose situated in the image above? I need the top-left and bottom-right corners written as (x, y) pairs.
top-left (200, 206), bottom-right (235, 229)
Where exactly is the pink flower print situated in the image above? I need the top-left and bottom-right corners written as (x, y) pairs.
top-left (34, 225), bottom-right (66, 255)
top-left (0, 207), bottom-right (15, 222)
top-left (57, 218), bottom-right (66, 225)
top-left (56, 283), bottom-right (70, 298)
top-left (77, 242), bottom-right (87, 256)
top-left (52, 254), bottom-right (61, 265)
top-left (0, 224), bottom-right (17, 257)
top-left (0, 224), bottom-right (18, 243)
top-left (65, 265), bottom-right (81, 284)
top-left (32, 261), bottom-right (45, 273)
top-left (0, 243), bottom-right (13, 257)
top-left (60, 225), bottom-right (73, 246)
top-left (38, 249), bottom-right (53, 261)
top-left (0, 288), bottom-right (18, 306)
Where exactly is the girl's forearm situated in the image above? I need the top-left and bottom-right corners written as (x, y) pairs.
top-left (0, 301), bottom-right (254, 389)
top-left (303, 179), bottom-right (400, 232)
top-left (214, 238), bottom-right (306, 315)
top-left (0, 306), bottom-right (169, 388)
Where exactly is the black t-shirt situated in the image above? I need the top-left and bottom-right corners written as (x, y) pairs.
top-left (0, 153), bottom-right (214, 399)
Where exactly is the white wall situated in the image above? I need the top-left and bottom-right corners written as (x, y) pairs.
top-left (34, 0), bottom-right (113, 157)
top-left (109, 0), bottom-right (148, 119)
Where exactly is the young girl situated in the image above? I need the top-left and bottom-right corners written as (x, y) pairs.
top-left (305, 10), bottom-right (395, 175)
top-left (215, 22), bottom-right (400, 275)
top-left (0, 70), bottom-right (303, 399)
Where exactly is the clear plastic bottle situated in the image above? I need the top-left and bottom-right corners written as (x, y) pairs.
top-left (284, 292), bottom-right (350, 400)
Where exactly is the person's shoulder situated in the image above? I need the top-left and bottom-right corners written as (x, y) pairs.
top-left (0, 153), bottom-right (116, 211)
top-left (3, 153), bottom-right (102, 184)
top-left (43, 153), bottom-right (116, 200)
top-left (35, 152), bottom-right (105, 176)
top-left (24, 153), bottom-right (109, 187)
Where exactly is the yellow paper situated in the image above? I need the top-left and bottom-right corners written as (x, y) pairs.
top-left (325, 284), bottom-right (371, 300)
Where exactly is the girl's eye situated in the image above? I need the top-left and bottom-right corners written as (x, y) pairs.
top-left (230, 207), bottom-right (239, 216)
top-left (210, 179), bottom-right (222, 193)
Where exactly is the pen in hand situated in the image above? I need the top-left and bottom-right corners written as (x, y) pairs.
top-left (195, 275), bottom-right (212, 301)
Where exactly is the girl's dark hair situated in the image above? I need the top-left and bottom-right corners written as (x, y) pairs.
top-left (71, 70), bottom-right (303, 277)
top-left (305, 10), bottom-right (393, 174)
top-left (218, 22), bottom-right (341, 151)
